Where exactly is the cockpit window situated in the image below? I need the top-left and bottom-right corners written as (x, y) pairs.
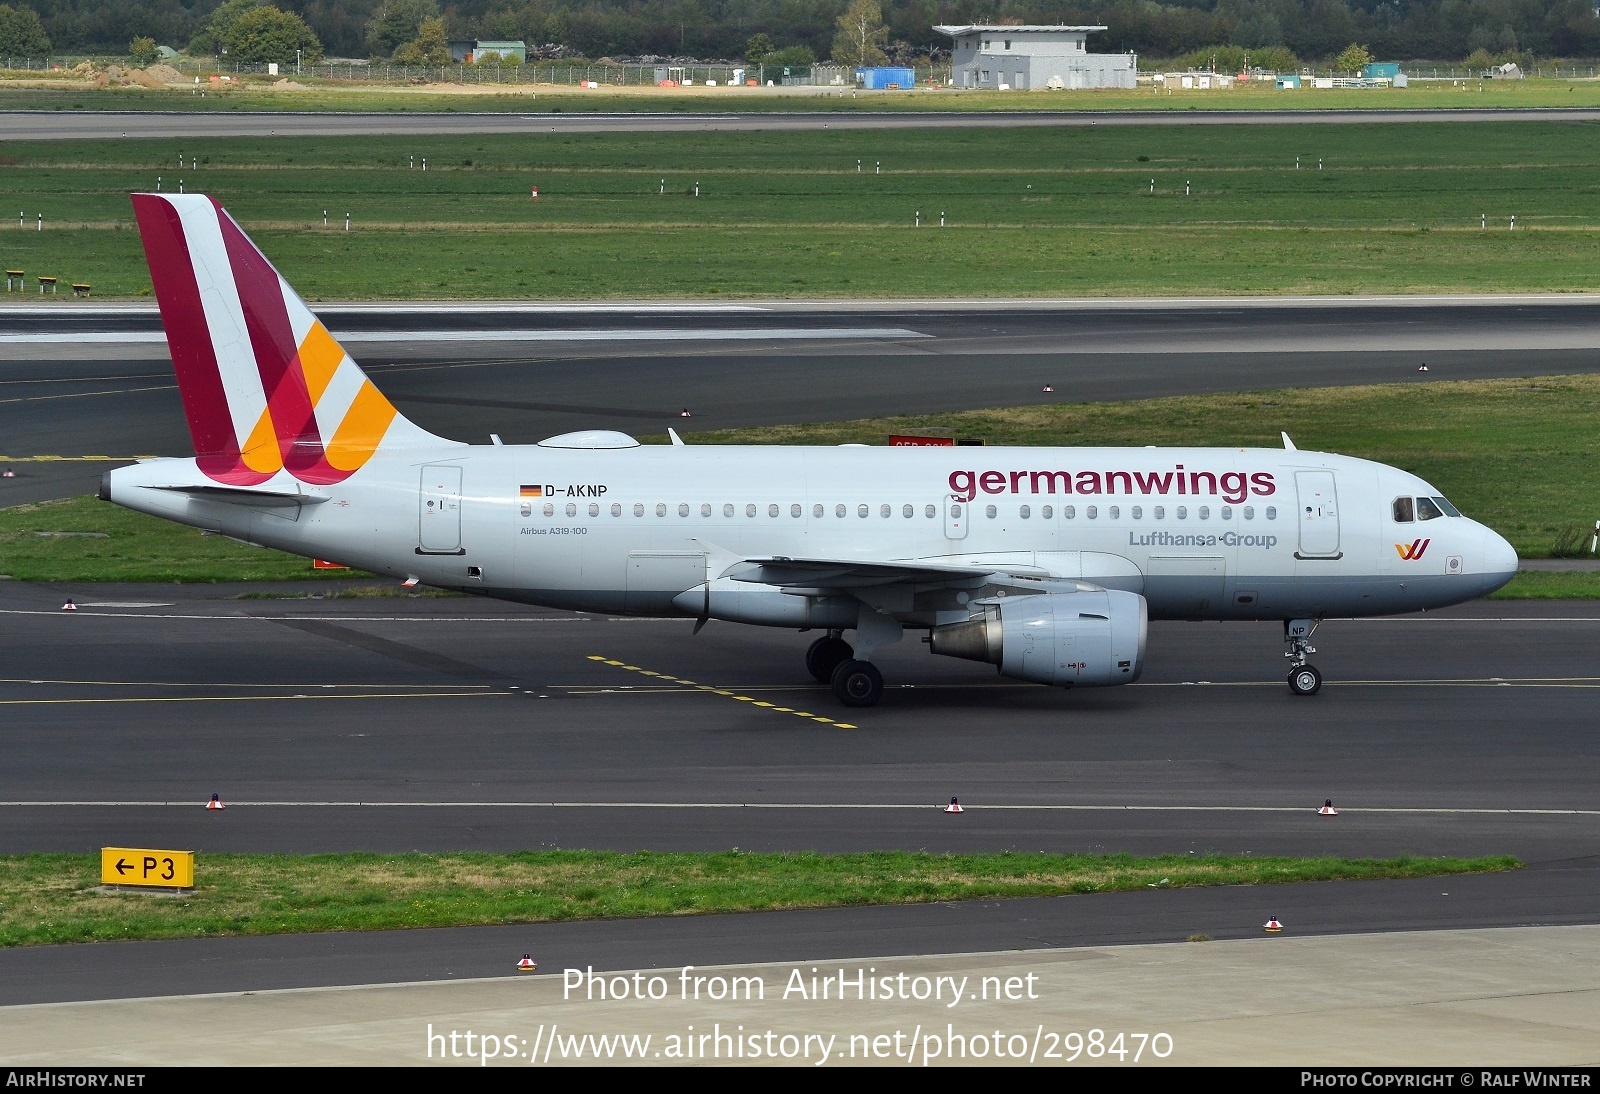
top-left (1433, 496), bottom-right (1462, 517)
top-left (1416, 496), bottom-right (1446, 521)
top-left (1392, 497), bottom-right (1414, 523)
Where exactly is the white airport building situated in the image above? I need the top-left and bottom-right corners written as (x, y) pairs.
top-left (936, 25), bottom-right (1137, 90)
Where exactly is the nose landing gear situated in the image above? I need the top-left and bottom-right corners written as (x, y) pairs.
top-left (1285, 618), bottom-right (1322, 695)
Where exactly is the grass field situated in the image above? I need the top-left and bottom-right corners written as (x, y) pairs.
top-left (0, 850), bottom-right (1517, 946)
top-left (5, 375), bottom-right (1597, 585)
top-left (3, 122), bottom-right (1600, 298)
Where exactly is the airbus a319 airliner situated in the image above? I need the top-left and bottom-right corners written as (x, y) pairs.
top-left (103, 195), bottom-right (1519, 707)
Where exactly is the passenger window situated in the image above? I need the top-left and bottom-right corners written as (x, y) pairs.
top-left (813, 503), bottom-right (824, 518)
top-left (521, 502), bottom-right (532, 517)
top-left (903, 504), bottom-right (913, 518)
top-left (678, 503), bottom-right (689, 517)
top-left (700, 503), bottom-right (711, 518)
top-left (1220, 506), bottom-right (1231, 520)
top-left (880, 504), bottom-right (891, 518)
top-left (950, 504), bottom-right (963, 518)
top-left (1266, 506), bottom-right (1277, 520)
top-left (1154, 506), bottom-right (1165, 520)
top-left (543, 502), bottom-right (554, 517)
top-left (566, 503), bottom-right (577, 517)
top-left (791, 503), bottom-right (802, 518)
top-left (1243, 506), bottom-right (1253, 520)
top-left (1392, 496), bottom-right (1414, 523)
top-left (1434, 496), bottom-right (1462, 517)
top-left (836, 503), bottom-right (846, 518)
top-left (589, 503), bottom-right (599, 517)
top-left (723, 503), bottom-right (734, 518)
top-left (1131, 506), bottom-right (1142, 520)
top-left (1064, 505), bottom-right (1075, 519)
top-left (1086, 505), bottom-right (1097, 519)
top-left (1417, 496), bottom-right (1445, 521)
top-left (633, 503), bottom-right (644, 517)
top-left (768, 503), bottom-right (779, 518)
top-left (746, 503), bottom-right (756, 518)
top-left (1198, 506), bottom-right (1208, 520)
top-left (985, 504), bottom-right (997, 518)
top-left (1041, 505), bottom-right (1053, 519)
top-left (858, 504), bottom-right (869, 518)
top-left (611, 503), bottom-right (621, 517)
top-left (925, 504), bottom-right (936, 518)
top-left (1020, 505), bottom-right (1031, 519)
top-left (1109, 505), bottom-right (1120, 520)
top-left (1176, 506), bottom-right (1187, 520)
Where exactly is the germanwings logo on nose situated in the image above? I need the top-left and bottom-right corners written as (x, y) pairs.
top-left (1395, 539), bottom-right (1431, 560)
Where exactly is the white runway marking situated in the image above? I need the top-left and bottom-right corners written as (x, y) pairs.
top-left (0, 327), bottom-right (928, 345)
top-left (0, 800), bottom-right (1595, 815)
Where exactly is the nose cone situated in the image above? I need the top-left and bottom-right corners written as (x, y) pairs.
top-left (1479, 525), bottom-right (1519, 592)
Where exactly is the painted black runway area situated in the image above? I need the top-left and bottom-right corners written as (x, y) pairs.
top-left (6, 108), bottom-right (1600, 141)
top-left (0, 585), bottom-right (1597, 1003)
top-left (5, 298), bottom-right (1600, 504)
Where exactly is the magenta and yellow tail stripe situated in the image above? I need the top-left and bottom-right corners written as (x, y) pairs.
top-left (131, 193), bottom-right (443, 487)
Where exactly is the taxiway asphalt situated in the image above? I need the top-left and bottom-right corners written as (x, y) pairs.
top-left (0, 582), bottom-right (1596, 1003)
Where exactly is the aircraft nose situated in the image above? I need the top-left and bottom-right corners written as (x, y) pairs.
top-left (1481, 526), bottom-right (1519, 583)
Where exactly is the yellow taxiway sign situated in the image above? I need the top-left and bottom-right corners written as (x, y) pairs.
top-left (100, 847), bottom-right (194, 889)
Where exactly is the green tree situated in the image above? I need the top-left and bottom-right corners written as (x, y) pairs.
top-left (366, 0), bottom-right (438, 60)
top-left (392, 15), bottom-right (450, 65)
top-left (762, 45), bottom-right (816, 68)
top-left (223, 6), bottom-right (322, 65)
top-left (0, 4), bottom-right (51, 57)
top-left (129, 36), bottom-right (159, 65)
top-left (187, 0), bottom-right (260, 56)
top-left (1334, 43), bottom-right (1373, 73)
top-left (1253, 46), bottom-right (1300, 73)
top-left (1464, 47), bottom-right (1496, 71)
top-left (831, 0), bottom-right (888, 67)
top-left (745, 32), bottom-right (773, 63)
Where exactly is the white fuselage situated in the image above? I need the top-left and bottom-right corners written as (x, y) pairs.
top-left (108, 441), bottom-right (1518, 626)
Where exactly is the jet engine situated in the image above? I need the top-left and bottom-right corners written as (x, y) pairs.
top-left (929, 589), bottom-right (1148, 687)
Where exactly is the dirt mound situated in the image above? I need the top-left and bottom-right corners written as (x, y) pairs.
top-left (271, 78), bottom-right (309, 90)
top-left (145, 64), bottom-right (183, 83)
top-left (127, 68), bottom-right (166, 88)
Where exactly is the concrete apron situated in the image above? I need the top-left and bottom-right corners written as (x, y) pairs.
top-left (1, 925), bottom-right (1596, 1066)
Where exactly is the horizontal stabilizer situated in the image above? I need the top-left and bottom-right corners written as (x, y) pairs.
top-left (147, 484), bottom-right (330, 508)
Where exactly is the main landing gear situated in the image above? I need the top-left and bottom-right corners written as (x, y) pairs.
top-left (805, 631), bottom-right (887, 708)
top-left (1284, 618), bottom-right (1322, 696)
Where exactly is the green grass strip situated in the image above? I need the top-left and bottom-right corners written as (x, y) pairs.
top-left (0, 850), bottom-right (1518, 947)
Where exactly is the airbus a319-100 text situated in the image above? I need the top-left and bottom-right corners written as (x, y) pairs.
top-left (103, 194), bottom-right (1519, 707)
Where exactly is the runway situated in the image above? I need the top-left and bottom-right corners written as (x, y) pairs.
top-left (0, 578), bottom-right (1597, 1005)
top-left (5, 296), bottom-right (1600, 504)
top-left (6, 107), bottom-right (1600, 141)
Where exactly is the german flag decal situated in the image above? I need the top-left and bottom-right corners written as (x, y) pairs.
top-left (520, 485), bottom-right (543, 498)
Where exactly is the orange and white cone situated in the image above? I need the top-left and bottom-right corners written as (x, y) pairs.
top-left (944, 797), bottom-right (964, 814)
top-left (680, 408), bottom-right (693, 418)
top-left (517, 954), bottom-right (537, 972)
top-left (61, 599), bottom-right (76, 611)
top-left (1417, 363), bottom-right (1429, 372)
top-left (1318, 799), bottom-right (1339, 816)
top-left (206, 793), bottom-right (225, 811)
top-left (1042, 384), bottom-right (1054, 393)
top-left (1264, 915), bottom-right (1284, 933)
top-left (2, 468), bottom-right (14, 478)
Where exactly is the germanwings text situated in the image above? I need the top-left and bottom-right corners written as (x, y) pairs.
top-left (949, 467), bottom-right (1276, 505)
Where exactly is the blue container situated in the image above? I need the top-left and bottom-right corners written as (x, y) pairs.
top-left (857, 67), bottom-right (916, 90)
top-left (1363, 62), bottom-right (1401, 79)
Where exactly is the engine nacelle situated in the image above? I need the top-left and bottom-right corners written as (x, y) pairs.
top-left (929, 589), bottom-right (1148, 687)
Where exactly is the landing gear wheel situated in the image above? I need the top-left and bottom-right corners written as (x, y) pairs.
top-left (805, 636), bottom-right (854, 684)
top-left (1288, 665), bottom-right (1323, 696)
top-left (830, 659), bottom-right (883, 707)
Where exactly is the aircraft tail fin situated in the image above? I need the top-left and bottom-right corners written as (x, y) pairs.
top-left (131, 193), bottom-right (444, 486)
